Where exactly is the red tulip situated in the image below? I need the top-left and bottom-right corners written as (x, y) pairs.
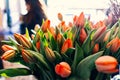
top-left (55, 62), bottom-right (71, 78)
top-left (95, 56), bottom-right (118, 73)
top-left (61, 39), bottom-right (73, 54)
top-left (79, 28), bottom-right (87, 44)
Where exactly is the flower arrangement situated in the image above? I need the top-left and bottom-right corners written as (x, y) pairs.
top-left (0, 11), bottom-right (120, 80)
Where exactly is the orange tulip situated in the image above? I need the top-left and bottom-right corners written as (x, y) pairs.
top-left (1, 50), bottom-right (16, 60)
top-left (58, 13), bottom-right (63, 21)
top-left (103, 30), bottom-right (111, 42)
top-left (95, 56), bottom-right (118, 74)
top-left (106, 37), bottom-right (120, 53)
top-left (61, 39), bottom-right (73, 54)
top-left (93, 43), bottom-right (99, 53)
top-left (56, 33), bottom-right (62, 44)
top-left (2, 45), bottom-right (15, 51)
top-left (55, 62), bottom-right (71, 78)
top-left (45, 46), bottom-right (55, 62)
top-left (48, 27), bottom-right (56, 38)
top-left (36, 41), bottom-right (40, 51)
top-left (19, 35), bottom-right (32, 48)
top-left (14, 33), bottom-right (21, 44)
top-left (73, 15), bottom-right (78, 24)
top-left (75, 12), bottom-right (85, 27)
top-left (93, 21), bottom-right (106, 29)
top-left (21, 49), bottom-right (35, 63)
top-left (79, 28), bottom-right (87, 44)
top-left (41, 19), bottom-right (50, 32)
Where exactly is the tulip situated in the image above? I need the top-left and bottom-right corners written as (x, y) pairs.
top-left (58, 13), bottom-right (63, 21)
top-left (21, 49), bottom-right (35, 63)
top-left (56, 33), bottom-right (62, 44)
top-left (1, 50), bottom-right (16, 60)
top-left (73, 15), bottom-right (78, 24)
top-left (79, 28), bottom-right (87, 44)
top-left (93, 21), bottom-right (106, 29)
top-left (34, 24), bottom-right (40, 32)
top-left (41, 19), bottom-right (50, 32)
top-left (93, 43), bottom-right (99, 54)
top-left (19, 35), bottom-right (32, 48)
top-left (36, 41), bottom-right (40, 51)
top-left (2, 45), bottom-right (15, 51)
top-left (103, 30), bottom-right (111, 42)
top-left (95, 56), bottom-right (118, 74)
top-left (106, 37), bottom-right (120, 53)
top-left (55, 62), bottom-right (71, 78)
top-left (14, 33), bottom-right (21, 44)
top-left (48, 27), bottom-right (56, 39)
top-left (92, 26), bottom-right (107, 42)
top-left (45, 46), bottom-right (55, 62)
top-left (61, 39), bottom-right (73, 54)
top-left (75, 12), bottom-right (85, 27)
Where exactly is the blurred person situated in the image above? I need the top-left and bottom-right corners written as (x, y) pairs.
top-left (20, 0), bottom-right (47, 35)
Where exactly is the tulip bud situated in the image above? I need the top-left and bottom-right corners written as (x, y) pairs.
top-left (95, 56), bottom-right (118, 73)
top-left (41, 19), bottom-right (50, 32)
top-left (106, 37), bottom-right (120, 53)
top-left (55, 62), bottom-right (71, 78)
top-left (14, 33), bottom-right (21, 44)
top-left (1, 50), bottom-right (16, 60)
top-left (79, 28), bottom-right (87, 44)
top-left (36, 41), bottom-right (40, 51)
top-left (92, 26), bottom-right (107, 42)
top-left (103, 30), bottom-right (111, 42)
top-left (58, 13), bottom-right (63, 21)
top-left (34, 24), bottom-right (40, 32)
top-left (2, 45), bottom-right (15, 51)
top-left (61, 39), bottom-right (73, 54)
top-left (19, 35), bottom-right (32, 48)
top-left (56, 33), bottom-right (62, 44)
top-left (93, 44), bottom-right (99, 54)
top-left (75, 12), bottom-right (85, 27)
top-left (45, 47), bottom-right (55, 62)
top-left (21, 49), bottom-right (35, 63)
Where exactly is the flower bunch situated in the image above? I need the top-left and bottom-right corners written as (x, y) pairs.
top-left (0, 12), bottom-right (120, 80)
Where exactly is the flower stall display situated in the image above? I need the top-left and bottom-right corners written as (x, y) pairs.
top-left (0, 12), bottom-right (120, 80)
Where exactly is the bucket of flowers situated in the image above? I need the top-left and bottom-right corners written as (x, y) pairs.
top-left (0, 12), bottom-right (120, 80)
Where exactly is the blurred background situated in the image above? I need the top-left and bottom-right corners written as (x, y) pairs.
top-left (0, 0), bottom-right (113, 40)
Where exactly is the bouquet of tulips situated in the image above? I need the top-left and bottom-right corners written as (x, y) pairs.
top-left (0, 12), bottom-right (120, 80)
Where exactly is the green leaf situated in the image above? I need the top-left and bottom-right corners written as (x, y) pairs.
top-left (27, 50), bottom-right (50, 70)
top-left (25, 28), bottom-right (31, 40)
top-left (76, 51), bottom-right (103, 80)
top-left (82, 30), bottom-right (95, 57)
top-left (50, 36), bottom-right (58, 51)
top-left (0, 68), bottom-right (31, 77)
top-left (71, 42), bottom-right (84, 73)
top-left (65, 48), bottom-right (75, 56)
